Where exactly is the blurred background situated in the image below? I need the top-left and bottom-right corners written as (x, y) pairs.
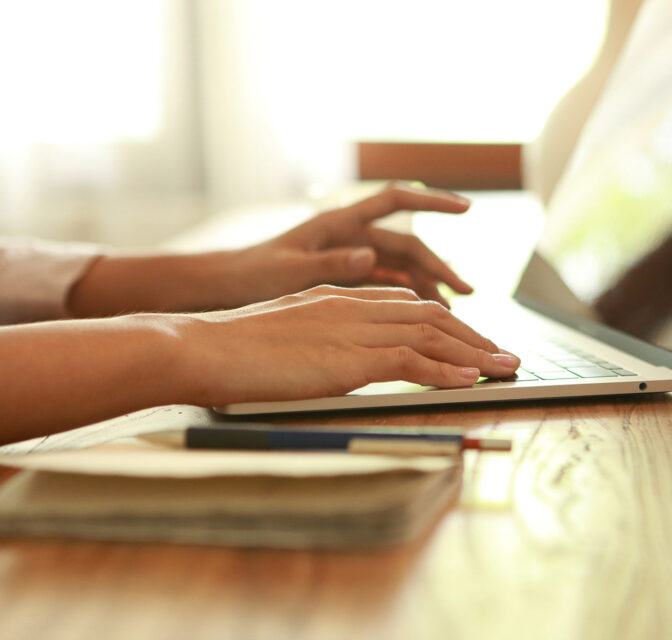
top-left (0, 0), bottom-right (610, 246)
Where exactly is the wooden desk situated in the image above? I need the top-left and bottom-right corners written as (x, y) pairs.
top-left (1, 393), bottom-right (671, 639)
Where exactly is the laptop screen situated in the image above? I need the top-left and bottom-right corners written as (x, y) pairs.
top-left (527, 0), bottom-right (672, 351)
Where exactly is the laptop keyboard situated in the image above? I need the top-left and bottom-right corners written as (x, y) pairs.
top-left (480, 340), bottom-right (637, 383)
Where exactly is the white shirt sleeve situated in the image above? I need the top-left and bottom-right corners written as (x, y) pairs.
top-left (0, 238), bottom-right (101, 324)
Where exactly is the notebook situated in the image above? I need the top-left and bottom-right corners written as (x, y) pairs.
top-left (0, 438), bottom-right (462, 549)
top-left (217, 0), bottom-right (672, 416)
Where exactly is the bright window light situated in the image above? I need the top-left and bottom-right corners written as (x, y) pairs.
top-left (239, 0), bottom-right (608, 143)
top-left (0, 0), bottom-right (163, 143)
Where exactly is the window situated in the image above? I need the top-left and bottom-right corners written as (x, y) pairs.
top-left (237, 0), bottom-right (608, 144)
top-left (0, 0), bottom-right (163, 143)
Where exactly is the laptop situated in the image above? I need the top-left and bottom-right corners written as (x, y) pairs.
top-left (217, 0), bottom-right (672, 416)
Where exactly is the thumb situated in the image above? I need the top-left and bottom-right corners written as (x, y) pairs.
top-left (308, 246), bottom-right (377, 285)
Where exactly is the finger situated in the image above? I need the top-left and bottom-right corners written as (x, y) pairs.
top-left (302, 246), bottom-right (377, 286)
top-left (379, 262), bottom-right (449, 305)
top-left (368, 227), bottom-right (473, 294)
top-left (235, 284), bottom-right (423, 319)
top-left (300, 283), bottom-right (422, 303)
top-left (369, 267), bottom-right (448, 307)
top-left (362, 345), bottom-right (480, 388)
top-left (368, 267), bottom-right (414, 290)
top-left (403, 271), bottom-right (448, 307)
top-left (336, 183), bottom-right (471, 225)
top-left (354, 323), bottom-right (519, 378)
top-left (340, 297), bottom-right (503, 355)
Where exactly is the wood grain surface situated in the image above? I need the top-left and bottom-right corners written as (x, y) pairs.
top-left (1, 394), bottom-right (670, 640)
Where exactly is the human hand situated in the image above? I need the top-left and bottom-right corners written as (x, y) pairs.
top-left (8, 283), bottom-right (518, 442)
top-left (68, 184), bottom-right (473, 318)
top-left (216, 183), bottom-right (473, 308)
top-left (172, 285), bottom-right (520, 407)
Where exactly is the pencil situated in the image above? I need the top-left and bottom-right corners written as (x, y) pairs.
top-left (347, 437), bottom-right (511, 456)
top-left (179, 424), bottom-right (513, 454)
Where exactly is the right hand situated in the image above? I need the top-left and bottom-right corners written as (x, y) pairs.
top-left (172, 285), bottom-right (520, 407)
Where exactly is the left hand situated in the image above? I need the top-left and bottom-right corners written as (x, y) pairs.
top-left (68, 183), bottom-right (474, 317)
top-left (218, 183), bottom-right (474, 308)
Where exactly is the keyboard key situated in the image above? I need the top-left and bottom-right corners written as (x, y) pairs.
top-left (566, 366), bottom-right (618, 378)
top-left (521, 342), bottom-right (629, 382)
top-left (537, 346), bottom-right (573, 359)
top-left (510, 371), bottom-right (540, 381)
top-left (589, 359), bottom-right (617, 367)
top-left (520, 358), bottom-right (565, 373)
top-left (478, 370), bottom-right (541, 384)
top-left (534, 370), bottom-right (580, 380)
top-left (551, 358), bottom-right (594, 367)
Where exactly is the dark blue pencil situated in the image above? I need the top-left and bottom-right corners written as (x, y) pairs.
top-left (180, 424), bottom-right (511, 453)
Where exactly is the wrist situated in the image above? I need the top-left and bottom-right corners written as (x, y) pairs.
top-left (109, 313), bottom-right (197, 408)
top-left (140, 312), bottom-right (223, 408)
top-left (157, 310), bottom-right (248, 409)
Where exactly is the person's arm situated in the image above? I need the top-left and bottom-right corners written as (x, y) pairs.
top-left (0, 313), bottom-right (183, 444)
top-left (67, 184), bottom-right (474, 317)
top-left (0, 316), bottom-right (176, 442)
top-left (0, 285), bottom-right (520, 445)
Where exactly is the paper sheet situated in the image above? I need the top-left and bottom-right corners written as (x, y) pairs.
top-left (0, 437), bottom-right (455, 478)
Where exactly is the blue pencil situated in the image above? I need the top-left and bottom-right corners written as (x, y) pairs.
top-left (179, 424), bottom-right (511, 453)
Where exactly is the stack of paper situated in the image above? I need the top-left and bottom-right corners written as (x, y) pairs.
top-left (0, 438), bottom-right (461, 549)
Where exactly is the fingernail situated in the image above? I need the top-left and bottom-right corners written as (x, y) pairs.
top-left (492, 354), bottom-right (519, 367)
top-left (457, 367), bottom-right (480, 381)
top-left (348, 248), bottom-right (375, 274)
top-left (454, 194), bottom-right (471, 206)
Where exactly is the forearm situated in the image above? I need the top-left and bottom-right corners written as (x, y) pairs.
top-left (67, 251), bottom-right (232, 317)
top-left (0, 315), bottom-right (188, 444)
